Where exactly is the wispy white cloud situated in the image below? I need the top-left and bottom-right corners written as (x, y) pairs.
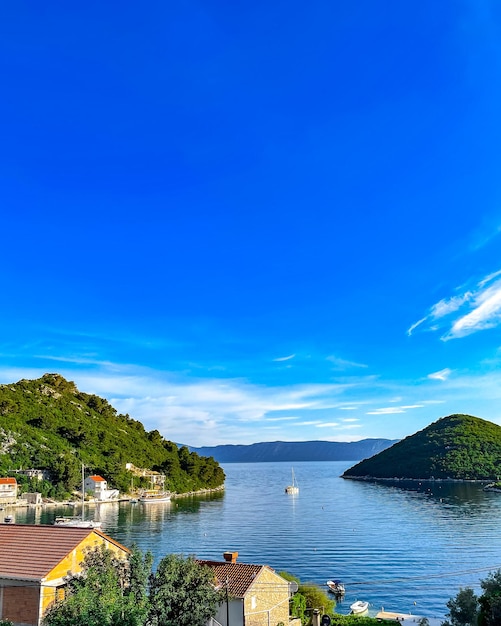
top-left (2, 358), bottom-right (501, 447)
top-left (366, 403), bottom-right (424, 415)
top-left (469, 220), bottom-right (501, 252)
top-left (312, 422), bottom-right (363, 432)
top-left (366, 407), bottom-right (406, 415)
top-left (479, 269), bottom-right (501, 287)
top-left (34, 354), bottom-right (117, 367)
top-left (408, 270), bottom-right (501, 340)
top-left (326, 355), bottom-right (368, 370)
top-left (265, 416), bottom-right (298, 422)
top-left (406, 317), bottom-right (427, 336)
top-left (430, 293), bottom-right (472, 319)
top-left (273, 354), bottom-right (295, 362)
top-left (428, 368), bottom-right (452, 381)
top-left (445, 282), bottom-right (501, 339)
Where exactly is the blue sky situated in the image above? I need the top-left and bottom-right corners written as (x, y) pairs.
top-left (2, 1), bottom-right (501, 446)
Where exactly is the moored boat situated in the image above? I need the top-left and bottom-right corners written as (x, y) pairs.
top-left (285, 467), bottom-right (299, 494)
top-left (350, 600), bottom-right (369, 615)
top-left (138, 490), bottom-right (171, 503)
top-left (54, 516), bottom-right (102, 528)
top-left (326, 579), bottom-right (345, 594)
top-left (53, 463), bottom-right (101, 528)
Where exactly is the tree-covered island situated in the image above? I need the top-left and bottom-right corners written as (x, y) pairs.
top-left (342, 414), bottom-right (501, 482)
top-left (0, 374), bottom-right (225, 499)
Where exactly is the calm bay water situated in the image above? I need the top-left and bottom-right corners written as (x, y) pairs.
top-left (9, 461), bottom-right (501, 620)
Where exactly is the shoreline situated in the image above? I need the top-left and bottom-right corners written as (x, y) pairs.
top-left (171, 485), bottom-right (225, 499)
top-left (2, 484), bottom-right (226, 509)
top-left (342, 475), bottom-right (493, 483)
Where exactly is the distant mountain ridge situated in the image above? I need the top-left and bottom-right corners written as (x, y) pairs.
top-left (188, 439), bottom-right (398, 463)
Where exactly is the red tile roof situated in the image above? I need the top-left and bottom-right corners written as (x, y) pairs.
top-left (0, 478), bottom-right (17, 485)
top-left (0, 524), bottom-right (128, 582)
top-left (196, 560), bottom-right (267, 597)
top-left (89, 476), bottom-right (106, 482)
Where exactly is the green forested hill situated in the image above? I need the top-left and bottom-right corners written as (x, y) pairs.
top-left (342, 414), bottom-right (501, 481)
top-left (0, 373), bottom-right (225, 498)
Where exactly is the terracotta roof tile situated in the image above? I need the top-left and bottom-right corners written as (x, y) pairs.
top-left (89, 476), bottom-right (106, 482)
top-left (0, 524), bottom-right (128, 581)
top-left (0, 478), bottom-right (17, 484)
top-left (196, 560), bottom-right (266, 597)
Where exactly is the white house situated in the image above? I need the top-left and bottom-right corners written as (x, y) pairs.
top-left (83, 475), bottom-right (119, 501)
top-left (0, 478), bottom-right (18, 505)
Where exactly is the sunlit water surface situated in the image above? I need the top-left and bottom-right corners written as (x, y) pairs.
top-left (8, 461), bottom-right (501, 620)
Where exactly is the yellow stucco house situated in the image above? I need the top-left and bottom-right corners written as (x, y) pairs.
top-left (198, 552), bottom-right (297, 626)
top-left (0, 523), bottom-right (129, 626)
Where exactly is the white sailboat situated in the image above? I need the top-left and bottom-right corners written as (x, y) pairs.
top-left (285, 468), bottom-right (299, 494)
top-left (54, 464), bottom-right (102, 528)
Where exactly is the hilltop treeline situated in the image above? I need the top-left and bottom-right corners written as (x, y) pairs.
top-left (343, 414), bottom-right (501, 481)
top-left (0, 374), bottom-right (225, 498)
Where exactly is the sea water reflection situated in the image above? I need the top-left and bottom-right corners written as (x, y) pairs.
top-left (11, 461), bottom-right (501, 620)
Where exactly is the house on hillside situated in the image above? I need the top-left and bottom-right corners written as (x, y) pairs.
top-left (0, 478), bottom-right (17, 505)
top-left (83, 475), bottom-right (119, 501)
top-left (14, 469), bottom-right (48, 482)
top-left (0, 523), bottom-right (129, 626)
top-left (125, 464), bottom-right (166, 488)
top-left (197, 551), bottom-right (297, 626)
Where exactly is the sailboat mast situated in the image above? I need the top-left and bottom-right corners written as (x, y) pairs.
top-left (81, 463), bottom-right (85, 521)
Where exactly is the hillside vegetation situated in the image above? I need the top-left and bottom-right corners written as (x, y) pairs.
top-left (0, 373), bottom-right (225, 498)
top-left (343, 414), bottom-right (501, 481)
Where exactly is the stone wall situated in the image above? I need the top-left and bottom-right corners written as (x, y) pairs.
top-left (244, 567), bottom-right (290, 626)
top-left (1, 584), bottom-right (40, 626)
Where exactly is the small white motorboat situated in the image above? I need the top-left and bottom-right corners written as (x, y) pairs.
top-left (350, 600), bottom-right (369, 615)
top-left (326, 580), bottom-right (345, 594)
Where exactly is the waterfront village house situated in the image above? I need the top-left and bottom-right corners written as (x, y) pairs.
top-left (83, 475), bottom-right (119, 501)
top-left (0, 478), bottom-right (18, 505)
top-left (0, 523), bottom-right (129, 626)
top-left (197, 552), bottom-right (298, 626)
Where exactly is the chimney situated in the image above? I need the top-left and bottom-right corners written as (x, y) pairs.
top-left (223, 551), bottom-right (238, 563)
